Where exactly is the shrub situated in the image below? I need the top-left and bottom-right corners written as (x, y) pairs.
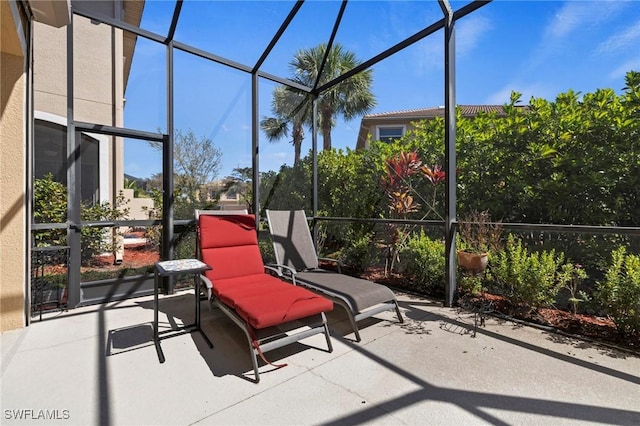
top-left (558, 263), bottom-right (589, 314)
top-left (34, 175), bottom-right (130, 265)
top-left (340, 232), bottom-right (375, 274)
top-left (489, 234), bottom-right (571, 308)
top-left (401, 230), bottom-right (445, 293)
top-left (80, 265), bottom-right (154, 282)
top-left (258, 230), bottom-right (276, 264)
top-left (174, 227), bottom-right (196, 260)
top-left (80, 191), bottom-right (130, 265)
top-left (33, 174), bottom-right (67, 246)
top-left (457, 274), bottom-right (485, 296)
top-left (595, 247), bottom-right (640, 336)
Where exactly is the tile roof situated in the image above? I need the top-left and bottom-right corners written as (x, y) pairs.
top-left (363, 105), bottom-right (526, 120)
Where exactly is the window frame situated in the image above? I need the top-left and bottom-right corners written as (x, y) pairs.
top-left (376, 125), bottom-right (406, 143)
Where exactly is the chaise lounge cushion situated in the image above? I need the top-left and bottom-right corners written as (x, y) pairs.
top-left (199, 214), bottom-right (265, 280)
top-left (294, 269), bottom-right (396, 313)
top-left (230, 276), bottom-right (333, 329)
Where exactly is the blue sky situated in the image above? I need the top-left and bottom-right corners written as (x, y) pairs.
top-left (123, 0), bottom-right (640, 180)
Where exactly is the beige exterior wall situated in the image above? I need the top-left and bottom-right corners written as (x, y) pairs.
top-left (356, 118), bottom-right (418, 150)
top-left (33, 12), bottom-right (126, 203)
top-left (1, 1), bottom-right (27, 332)
top-left (121, 188), bottom-right (154, 220)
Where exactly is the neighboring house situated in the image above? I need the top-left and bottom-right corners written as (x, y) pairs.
top-left (123, 174), bottom-right (154, 220)
top-left (356, 105), bottom-right (527, 149)
top-left (202, 180), bottom-right (248, 211)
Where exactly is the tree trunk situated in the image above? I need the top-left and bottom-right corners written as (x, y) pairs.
top-left (321, 105), bottom-right (332, 151)
top-left (322, 129), bottom-right (332, 151)
top-left (293, 122), bottom-right (304, 164)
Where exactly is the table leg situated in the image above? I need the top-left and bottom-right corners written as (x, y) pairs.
top-left (194, 273), bottom-right (199, 328)
top-left (154, 271), bottom-right (165, 363)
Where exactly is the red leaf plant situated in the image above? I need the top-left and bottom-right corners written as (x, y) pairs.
top-left (381, 151), bottom-right (447, 275)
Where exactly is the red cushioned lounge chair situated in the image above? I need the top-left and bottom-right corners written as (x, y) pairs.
top-left (195, 211), bottom-right (333, 382)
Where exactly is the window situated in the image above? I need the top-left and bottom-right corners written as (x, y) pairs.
top-left (377, 126), bottom-right (405, 143)
top-left (34, 119), bottom-right (101, 203)
top-left (223, 190), bottom-right (238, 200)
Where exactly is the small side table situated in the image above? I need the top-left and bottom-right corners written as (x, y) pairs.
top-left (154, 259), bottom-right (213, 363)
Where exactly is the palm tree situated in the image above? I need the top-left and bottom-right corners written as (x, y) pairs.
top-left (261, 42), bottom-right (376, 158)
top-left (260, 86), bottom-right (312, 165)
top-left (290, 42), bottom-right (376, 151)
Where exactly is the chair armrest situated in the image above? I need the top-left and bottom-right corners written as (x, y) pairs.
top-left (264, 264), bottom-right (282, 276)
top-left (265, 263), bottom-right (298, 285)
top-left (265, 263), bottom-right (297, 276)
top-left (318, 257), bottom-right (343, 273)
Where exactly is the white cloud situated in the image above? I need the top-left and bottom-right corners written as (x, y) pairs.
top-left (544, 1), bottom-right (626, 40)
top-left (267, 150), bottom-right (290, 163)
top-left (596, 20), bottom-right (640, 54)
top-left (485, 82), bottom-right (554, 105)
top-left (510, 1), bottom-right (632, 87)
top-left (414, 13), bottom-right (492, 73)
top-left (608, 57), bottom-right (640, 80)
top-left (415, 33), bottom-right (443, 72)
top-left (485, 86), bottom-right (514, 105)
top-left (256, 150), bottom-right (292, 174)
top-left (456, 14), bottom-right (493, 57)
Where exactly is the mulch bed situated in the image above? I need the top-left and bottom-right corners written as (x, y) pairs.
top-left (357, 265), bottom-right (639, 354)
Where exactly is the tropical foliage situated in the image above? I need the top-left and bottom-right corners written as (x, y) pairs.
top-left (380, 151), bottom-right (446, 274)
top-left (457, 210), bottom-right (503, 254)
top-left (489, 235), bottom-right (572, 309)
top-left (401, 230), bottom-right (446, 293)
top-left (258, 72), bottom-right (639, 335)
top-left (221, 167), bottom-right (253, 212)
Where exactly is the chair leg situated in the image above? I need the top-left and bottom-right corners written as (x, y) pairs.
top-left (346, 310), bottom-right (362, 342)
top-left (321, 312), bottom-right (333, 352)
top-left (332, 300), bottom-right (361, 342)
top-left (394, 300), bottom-right (404, 324)
top-left (244, 334), bottom-right (261, 383)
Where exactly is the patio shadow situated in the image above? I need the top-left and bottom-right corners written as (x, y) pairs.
top-left (135, 293), bottom-right (332, 382)
top-left (397, 298), bottom-right (640, 386)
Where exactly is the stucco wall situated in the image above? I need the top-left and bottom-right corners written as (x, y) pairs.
top-left (33, 17), bottom-right (115, 123)
top-left (121, 189), bottom-right (154, 220)
top-left (356, 119), bottom-right (418, 150)
top-left (33, 15), bottom-right (125, 202)
top-left (0, 50), bottom-right (26, 332)
top-left (1, 1), bottom-right (130, 332)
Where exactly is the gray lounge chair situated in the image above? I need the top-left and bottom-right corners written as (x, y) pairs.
top-left (266, 209), bottom-right (404, 342)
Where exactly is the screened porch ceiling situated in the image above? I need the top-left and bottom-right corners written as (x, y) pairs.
top-left (77, 0), bottom-right (486, 100)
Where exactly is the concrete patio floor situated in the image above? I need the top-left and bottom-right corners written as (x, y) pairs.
top-left (1, 290), bottom-right (639, 425)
